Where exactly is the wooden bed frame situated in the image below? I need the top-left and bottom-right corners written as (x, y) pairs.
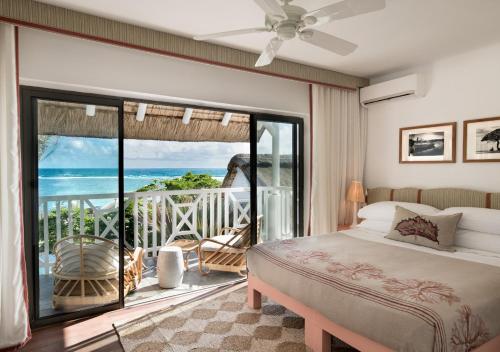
top-left (247, 274), bottom-right (500, 352)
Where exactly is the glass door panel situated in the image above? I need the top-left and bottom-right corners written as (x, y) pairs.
top-left (35, 98), bottom-right (121, 320)
top-left (252, 117), bottom-right (303, 243)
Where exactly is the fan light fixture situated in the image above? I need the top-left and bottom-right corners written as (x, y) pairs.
top-left (194, 0), bottom-right (385, 67)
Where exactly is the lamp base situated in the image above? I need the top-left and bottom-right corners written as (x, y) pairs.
top-left (351, 203), bottom-right (359, 226)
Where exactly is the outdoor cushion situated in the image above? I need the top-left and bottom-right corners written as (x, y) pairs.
top-left (201, 234), bottom-right (244, 253)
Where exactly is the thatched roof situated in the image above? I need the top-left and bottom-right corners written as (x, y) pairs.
top-left (37, 100), bottom-right (250, 142)
top-left (222, 154), bottom-right (293, 187)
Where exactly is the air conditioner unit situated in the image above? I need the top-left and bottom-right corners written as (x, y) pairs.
top-left (360, 74), bottom-right (423, 106)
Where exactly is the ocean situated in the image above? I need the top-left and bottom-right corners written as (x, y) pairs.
top-left (39, 168), bottom-right (227, 197)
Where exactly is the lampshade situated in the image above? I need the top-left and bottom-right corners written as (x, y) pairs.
top-left (347, 181), bottom-right (365, 203)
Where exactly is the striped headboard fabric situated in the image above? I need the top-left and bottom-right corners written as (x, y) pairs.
top-left (367, 188), bottom-right (500, 210)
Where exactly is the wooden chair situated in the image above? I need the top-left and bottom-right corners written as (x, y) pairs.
top-left (52, 235), bottom-right (143, 311)
top-left (124, 247), bottom-right (144, 295)
top-left (197, 216), bottom-right (262, 276)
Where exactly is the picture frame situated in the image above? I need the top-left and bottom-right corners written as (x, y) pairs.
top-left (463, 116), bottom-right (500, 162)
top-left (399, 122), bottom-right (456, 163)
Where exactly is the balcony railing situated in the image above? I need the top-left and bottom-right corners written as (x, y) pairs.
top-left (38, 186), bottom-right (293, 274)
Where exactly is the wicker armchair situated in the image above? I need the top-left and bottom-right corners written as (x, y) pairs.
top-left (52, 235), bottom-right (143, 311)
top-left (197, 216), bottom-right (262, 276)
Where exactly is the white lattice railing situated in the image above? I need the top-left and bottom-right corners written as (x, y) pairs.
top-left (38, 186), bottom-right (293, 274)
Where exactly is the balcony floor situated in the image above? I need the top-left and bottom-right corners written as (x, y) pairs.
top-left (125, 256), bottom-right (244, 306)
top-left (39, 255), bottom-right (244, 317)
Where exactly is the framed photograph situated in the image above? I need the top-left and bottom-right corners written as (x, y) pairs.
top-left (464, 116), bottom-right (500, 162)
top-left (399, 122), bottom-right (456, 163)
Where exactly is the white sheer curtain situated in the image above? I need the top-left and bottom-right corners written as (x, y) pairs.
top-left (0, 24), bottom-right (31, 349)
top-left (310, 84), bottom-right (367, 235)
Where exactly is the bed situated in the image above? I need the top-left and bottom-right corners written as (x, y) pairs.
top-left (246, 187), bottom-right (500, 352)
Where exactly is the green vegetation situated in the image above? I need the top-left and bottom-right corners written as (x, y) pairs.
top-left (40, 172), bottom-right (221, 253)
top-left (136, 172), bottom-right (221, 192)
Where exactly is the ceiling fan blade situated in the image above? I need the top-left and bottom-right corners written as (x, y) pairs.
top-left (255, 38), bottom-right (284, 67)
top-left (304, 0), bottom-right (385, 26)
top-left (300, 30), bottom-right (357, 56)
top-left (254, 0), bottom-right (288, 20)
top-left (194, 27), bottom-right (270, 41)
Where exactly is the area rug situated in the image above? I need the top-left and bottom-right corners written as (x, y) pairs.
top-left (114, 287), bottom-right (357, 352)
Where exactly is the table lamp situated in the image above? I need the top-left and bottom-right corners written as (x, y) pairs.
top-left (347, 181), bottom-right (365, 226)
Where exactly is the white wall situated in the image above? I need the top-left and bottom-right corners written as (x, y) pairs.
top-left (18, 27), bottom-right (312, 226)
top-left (365, 42), bottom-right (500, 192)
top-left (18, 28), bottom-right (309, 116)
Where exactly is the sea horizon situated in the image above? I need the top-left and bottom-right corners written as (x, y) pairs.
top-left (39, 167), bottom-right (228, 199)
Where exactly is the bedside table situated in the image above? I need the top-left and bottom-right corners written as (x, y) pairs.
top-left (337, 224), bottom-right (352, 231)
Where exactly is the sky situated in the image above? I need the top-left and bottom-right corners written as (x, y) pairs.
top-left (40, 137), bottom-right (119, 168)
top-left (39, 136), bottom-right (250, 169)
top-left (124, 139), bottom-right (249, 168)
top-left (39, 123), bottom-right (292, 169)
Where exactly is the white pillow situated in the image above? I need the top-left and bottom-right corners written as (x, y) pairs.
top-left (357, 220), bottom-right (393, 234)
top-left (358, 201), bottom-right (440, 222)
top-left (439, 207), bottom-right (500, 235)
top-left (455, 229), bottom-right (500, 254)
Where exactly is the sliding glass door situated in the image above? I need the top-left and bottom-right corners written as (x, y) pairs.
top-left (21, 88), bottom-right (124, 326)
top-left (251, 115), bottom-right (304, 244)
top-left (21, 88), bottom-right (304, 327)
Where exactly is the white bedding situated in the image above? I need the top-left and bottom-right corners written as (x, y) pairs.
top-left (342, 226), bottom-right (500, 267)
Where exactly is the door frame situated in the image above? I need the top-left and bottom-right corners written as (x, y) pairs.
top-left (250, 114), bottom-right (304, 245)
top-left (21, 86), bottom-right (305, 327)
top-left (20, 86), bottom-right (125, 327)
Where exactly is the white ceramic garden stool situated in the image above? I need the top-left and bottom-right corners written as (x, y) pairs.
top-left (157, 246), bottom-right (184, 288)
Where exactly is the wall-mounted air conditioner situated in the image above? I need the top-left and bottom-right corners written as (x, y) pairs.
top-left (360, 74), bottom-right (423, 107)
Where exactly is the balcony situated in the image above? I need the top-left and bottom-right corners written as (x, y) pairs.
top-left (38, 186), bottom-right (293, 313)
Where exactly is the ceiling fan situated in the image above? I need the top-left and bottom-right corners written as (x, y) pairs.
top-left (193, 0), bottom-right (385, 67)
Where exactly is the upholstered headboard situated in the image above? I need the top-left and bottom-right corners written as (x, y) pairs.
top-left (367, 187), bottom-right (500, 210)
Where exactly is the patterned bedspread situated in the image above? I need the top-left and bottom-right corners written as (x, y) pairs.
top-left (246, 233), bottom-right (500, 352)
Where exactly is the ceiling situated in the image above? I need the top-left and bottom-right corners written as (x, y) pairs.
top-left (35, 0), bottom-right (500, 78)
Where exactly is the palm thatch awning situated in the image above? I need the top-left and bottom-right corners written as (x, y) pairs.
top-left (222, 154), bottom-right (293, 187)
top-left (37, 100), bottom-right (250, 142)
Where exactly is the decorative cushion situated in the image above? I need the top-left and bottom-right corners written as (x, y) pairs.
top-left (385, 206), bottom-right (462, 252)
